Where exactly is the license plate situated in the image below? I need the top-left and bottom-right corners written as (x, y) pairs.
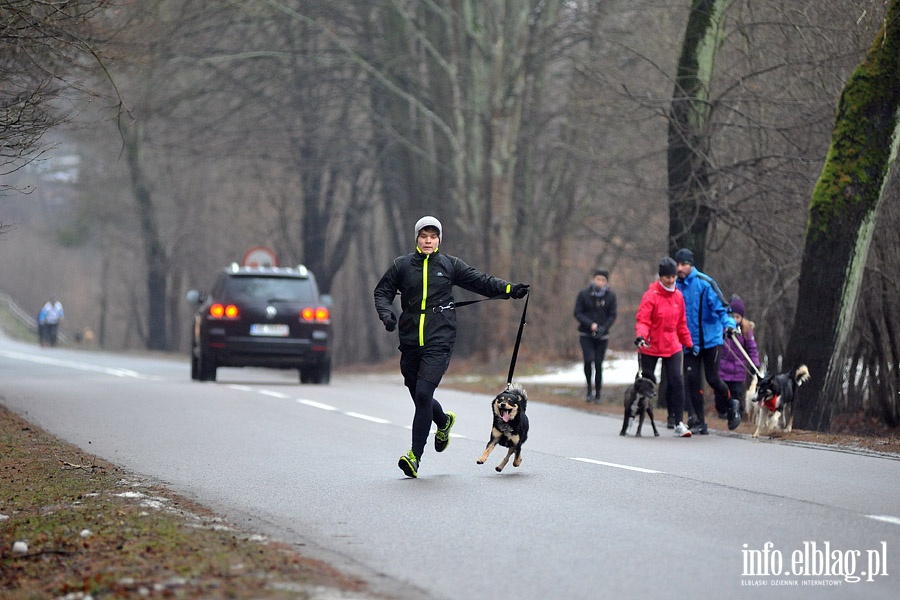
top-left (250, 323), bottom-right (290, 337)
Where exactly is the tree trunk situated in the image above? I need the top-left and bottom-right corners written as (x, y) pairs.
top-left (118, 117), bottom-right (169, 351)
top-left (667, 0), bottom-right (730, 267)
top-left (787, 0), bottom-right (900, 431)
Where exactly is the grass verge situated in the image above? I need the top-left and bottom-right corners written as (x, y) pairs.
top-left (0, 404), bottom-right (372, 599)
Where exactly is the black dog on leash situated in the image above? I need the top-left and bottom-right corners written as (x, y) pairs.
top-left (477, 384), bottom-right (529, 472)
top-left (620, 375), bottom-right (659, 437)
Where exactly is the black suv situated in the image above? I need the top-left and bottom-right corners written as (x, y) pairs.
top-left (186, 264), bottom-right (332, 383)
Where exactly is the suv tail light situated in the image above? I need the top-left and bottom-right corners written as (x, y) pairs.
top-left (301, 307), bottom-right (330, 323)
top-left (209, 303), bottom-right (240, 319)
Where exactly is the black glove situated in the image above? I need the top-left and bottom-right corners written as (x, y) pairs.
top-left (634, 336), bottom-right (648, 348)
top-left (725, 327), bottom-right (736, 339)
top-left (381, 313), bottom-right (397, 332)
top-left (509, 283), bottom-right (529, 299)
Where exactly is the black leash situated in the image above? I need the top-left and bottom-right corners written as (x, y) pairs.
top-left (505, 292), bottom-right (529, 388)
top-left (429, 295), bottom-right (505, 313)
top-left (723, 334), bottom-right (764, 379)
top-left (426, 290), bottom-right (529, 389)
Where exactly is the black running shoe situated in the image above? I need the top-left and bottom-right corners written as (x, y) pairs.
top-left (434, 412), bottom-right (455, 452)
top-left (398, 450), bottom-right (419, 478)
top-left (727, 399), bottom-right (742, 430)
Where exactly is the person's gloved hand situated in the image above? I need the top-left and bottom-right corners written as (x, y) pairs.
top-left (634, 336), bottom-right (649, 348)
top-left (381, 313), bottom-right (397, 332)
top-left (691, 346), bottom-right (700, 356)
top-left (725, 327), bottom-right (736, 339)
top-left (509, 284), bottom-right (529, 299)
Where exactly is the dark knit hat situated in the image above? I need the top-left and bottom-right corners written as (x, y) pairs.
top-left (729, 295), bottom-right (746, 316)
top-left (593, 269), bottom-right (609, 279)
top-left (674, 248), bottom-right (694, 265)
top-left (659, 257), bottom-right (677, 277)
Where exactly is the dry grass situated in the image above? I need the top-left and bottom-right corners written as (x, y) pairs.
top-left (0, 405), bottom-right (374, 600)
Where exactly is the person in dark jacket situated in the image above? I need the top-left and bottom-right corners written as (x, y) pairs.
top-left (719, 295), bottom-right (760, 417)
top-left (373, 216), bottom-right (529, 478)
top-left (674, 248), bottom-right (739, 434)
top-left (574, 269), bottom-right (617, 403)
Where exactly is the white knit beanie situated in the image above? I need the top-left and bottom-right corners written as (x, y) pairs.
top-left (414, 216), bottom-right (442, 240)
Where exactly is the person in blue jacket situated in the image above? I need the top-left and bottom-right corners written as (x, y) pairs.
top-left (674, 248), bottom-right (739, 433)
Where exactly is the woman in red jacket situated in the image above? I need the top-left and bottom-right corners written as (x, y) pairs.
top-left (635, 257), bottom-right (694, 437)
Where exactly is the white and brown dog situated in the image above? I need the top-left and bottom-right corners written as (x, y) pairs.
top-left (752, 365), bottom-right (810, 438)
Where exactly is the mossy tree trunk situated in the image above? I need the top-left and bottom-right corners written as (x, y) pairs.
top-left (787, 0), bottom-right (900, 431)
top-left (667, 0), bottom-right (730, 268)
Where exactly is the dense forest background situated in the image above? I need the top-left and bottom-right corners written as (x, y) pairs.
top-left (2, 1), bottom-right (897, 431)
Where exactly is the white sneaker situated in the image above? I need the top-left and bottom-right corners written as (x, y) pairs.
top-left (673, 422), bottom-right (693, 437)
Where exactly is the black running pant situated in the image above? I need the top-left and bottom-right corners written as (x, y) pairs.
top-left (640, 351), bottom-right (685, 425)
top-left (400, 345), bottom-right (452, 460)
top-left (684, 346), bottom-right (731, 421)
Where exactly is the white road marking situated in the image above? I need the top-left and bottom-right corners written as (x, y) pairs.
top-left (866, 514), bottom-right (900, 526)
top-left (298, 399), bottom-right (338, 411)
top-left (345, 411), bottom-right (391, 424)
top-left (228, 385), bottom-right (254, 392)
top-left (570, 457), bottom-right (663, 474)
top-left (0, 349), bottom-right (145, 379)
top-left (259, 390), bottom-right (289, 398)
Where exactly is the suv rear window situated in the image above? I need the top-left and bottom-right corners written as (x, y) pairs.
top-left (223, 276), bottom-right (316, 304)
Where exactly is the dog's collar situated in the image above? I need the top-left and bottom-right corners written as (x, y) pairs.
top-left (764, 394), bottom-right (780, 412)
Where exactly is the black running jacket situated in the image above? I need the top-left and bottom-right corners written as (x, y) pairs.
top-left (374, 249), bottom-right (513, 349)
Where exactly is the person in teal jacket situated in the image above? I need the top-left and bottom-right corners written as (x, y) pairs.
top-left (674, 248), bottom-right (739, 433)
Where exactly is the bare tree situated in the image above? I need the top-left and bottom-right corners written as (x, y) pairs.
top-left (1, 0), bottom-right (108, 197)
top-left (786, 0), bottom-right (900, 431)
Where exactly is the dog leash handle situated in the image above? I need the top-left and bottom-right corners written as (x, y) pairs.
top-left (506, 292), bottom-right (530, 388)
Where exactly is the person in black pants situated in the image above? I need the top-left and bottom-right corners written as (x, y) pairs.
top-left (374, 216), bottom-right (529, 478)
top-left (574, 269), bottom-right (617, 403)
top-left (674, 248), bottom-right (739, 434)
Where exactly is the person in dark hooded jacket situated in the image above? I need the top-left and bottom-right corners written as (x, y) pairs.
top-left (574, 269), bottom-right (617, 403)
top-left (374, 216), bottom-right (529, 478)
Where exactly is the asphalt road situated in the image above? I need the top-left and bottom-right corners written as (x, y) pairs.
top-left (2, 335), bottom-right (899, 599)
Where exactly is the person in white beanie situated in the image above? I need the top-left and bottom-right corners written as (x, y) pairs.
top-left (374, 215), bottom-right (529, 478)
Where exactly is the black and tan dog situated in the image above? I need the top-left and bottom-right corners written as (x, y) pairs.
top-left (620, 375), bottom-right (659, 437)
top-left (752, 364), bottom-right (810, 438)
top-left (477, 384), bottom-right (529, 472)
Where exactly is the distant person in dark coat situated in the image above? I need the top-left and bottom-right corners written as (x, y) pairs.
top-left (574, 269), bottom-right (617, 403)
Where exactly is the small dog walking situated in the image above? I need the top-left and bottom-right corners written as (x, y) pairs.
top-left (620, 375), bottom-right (659, 437)
top-left (752, 365), bottom-right (811, 438)
top-left (477, 384), bottom-right (529, 472)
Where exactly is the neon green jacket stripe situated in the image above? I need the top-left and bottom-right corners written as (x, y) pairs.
top-left (418, 254), bottom-right (429, 346)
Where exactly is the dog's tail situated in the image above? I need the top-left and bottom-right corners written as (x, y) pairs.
top-left (794, 364), bottom-right (811, 386)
